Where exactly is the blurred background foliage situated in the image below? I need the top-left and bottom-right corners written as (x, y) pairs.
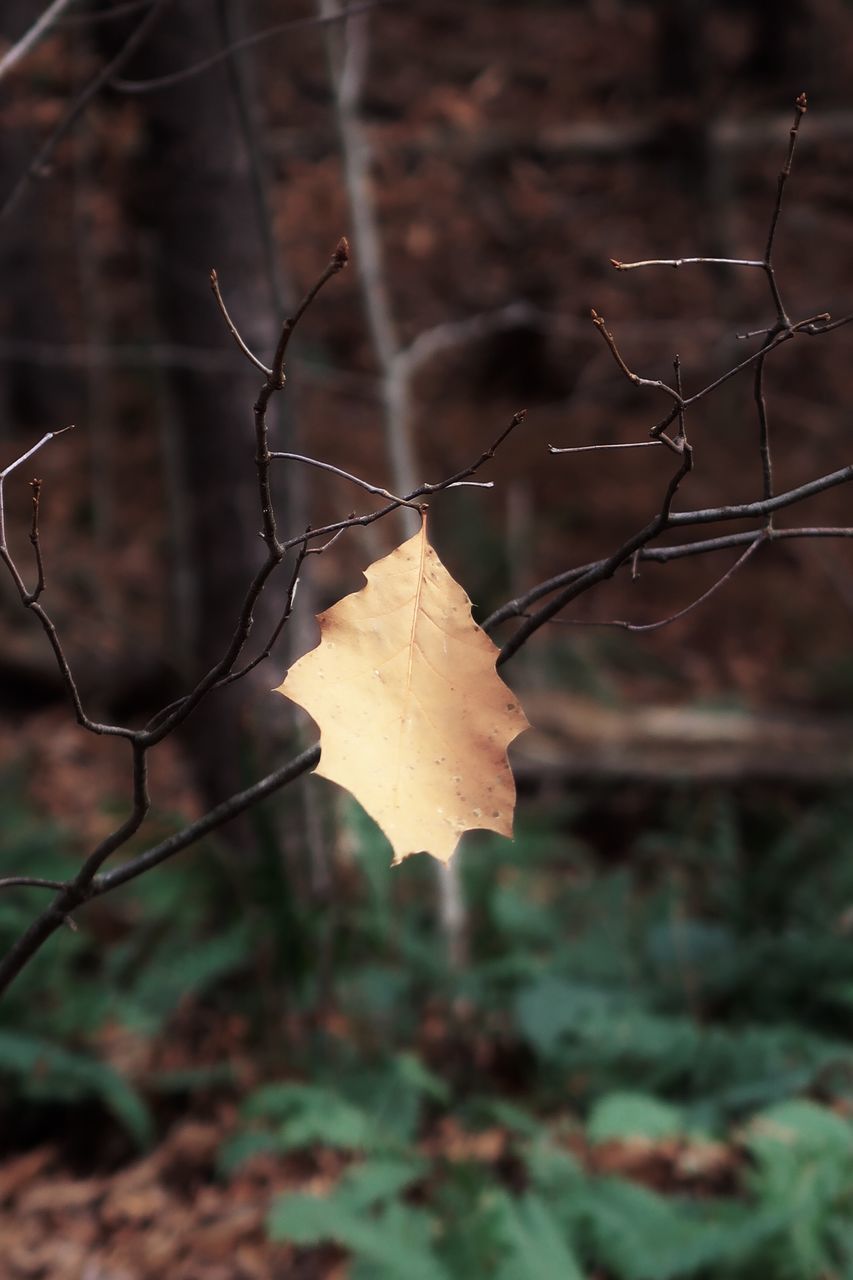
top-left (4, 766), bottom-right (853, 1276)
top-left (3, 0), bottom-right (853, 1275)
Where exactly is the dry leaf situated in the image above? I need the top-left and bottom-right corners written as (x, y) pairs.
top-left (275, 519), bottom-right (529, 863)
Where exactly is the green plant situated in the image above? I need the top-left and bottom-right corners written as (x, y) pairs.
top-left (0, 772), bottom-right (255, 1145)
top-left (214, 781), bottom-right (853, 1277)
top-left (257, 1094), bottom-right (853, 1280)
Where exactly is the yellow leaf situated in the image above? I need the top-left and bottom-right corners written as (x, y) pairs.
top-left (274, 518), bottom-right (530, 864)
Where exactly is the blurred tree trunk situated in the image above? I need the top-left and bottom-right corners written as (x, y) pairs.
top-left (0, 0), bottom-right (80, 437)
top-left (655, 0), bottom-right (709, 188)
top-left (746, 0), bottom-right (814, 88)
top-left (117, 0), bottom-right (281, 804)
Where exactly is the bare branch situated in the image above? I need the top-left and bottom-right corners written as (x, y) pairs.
top-left (0, 741), bottom-right (150, 994)
top-left (590, 309), bottom-right (681, 408)
top-left (0, 877), bottom-right (68, 893)
top-left (28, 478), bottom-right (46, 601)
top-left (58, 1), bottom-right (155, 27)
top-left (0, 0), bottom-right (173, 222)
top-left (753, 334), bottom-right (776, 504)
top-left (2, 98), bottom-right (852, 1004)
top-left (93, 745), bottom-right (321, 895)
top-left (646, 527), bottom-right (853, 563)
top-left (278, 409), bottom-right (527, 551)
top-left (1, 429), bottom-right (138, 739)
top-left (547, 537), bottom-right (764, 634)
top-left (764, 94), bottom-right (808, 281)
top-left (803, 312), bottom-right (853, 335)
top-left (0, 239), bottom-right (354, 992)
top-left (494, 450), bottom-right (853, 661)
top-left (216, 525), bottom-right (346, 688)
top-left (0, 0), bottom-right (78, 84)
top-left (496, 432), bottom-right (694, 666)
top-left (668, 465), bottom-right (853, 527)
top-left (673, 354), bottom-right (687, 445)
top-left (0, 427), bottom-right (72, 557)
top-left (111, 0), bottom-right (396, 94)
top-left (269, 239), bottom-right (349, 388)
top-left (270, 451), bottom-right (418, 510)
top-left (485, 526), bottom-right (853, 633)
top-left (139, 243), bottom-right (349, 746)
top-left (209, 269), bottom-right (272, 376)
top-left (612, 256), bottom-right (765, 272)
top-left (79, 743), bottom-right (151, 882)
top-left (548, 441), bottom-right (663, 456)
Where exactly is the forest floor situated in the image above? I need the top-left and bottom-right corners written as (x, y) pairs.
top-left (0, 1094), bottom-right (741, 1279)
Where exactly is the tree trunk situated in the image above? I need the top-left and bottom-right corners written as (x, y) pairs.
top-left (0, 0), bottom-right (81, 437)
top-left (120, 0), bottom-right (283, 803)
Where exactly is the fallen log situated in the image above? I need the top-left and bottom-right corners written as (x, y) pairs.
top-left (515, 691), bottom-right (853, 784)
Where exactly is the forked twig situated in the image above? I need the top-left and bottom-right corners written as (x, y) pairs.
top-left (544, 536), bottom-right (764, 634)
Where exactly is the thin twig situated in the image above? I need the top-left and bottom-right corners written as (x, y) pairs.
top-left (736, 325), bottom-right (775, 340)
top-left (143, 404), bottom-right (521, 733)
top-left (0, 0), bottom-right (78, 83)
top-left (28, 479), bottom-right (45, 601)
top-left (763, 93), bottom-right (808, 325)
top-left (548, 441), bottom-right (663, 455)
top-left (0, 428), bottom-right (72, 551)
top-left (0, 741), bottom-right (150, 993)
top-left (93, 746), bottom-right (321, 894)
top-left (0, 243), bottom-right (350, 995)
top-left (747, 95), bottom-right (809, 499)
top-left (497, 433), bottom-right (694, 666)
top-left (218, 526), bottom-right (346, 687)
top-left (111, 0), bottom-right (396, 93)
top-left (546, 537), bottom-right (763, 634)
top-left (0, 877), bottom-right (68, 892)
top-left (495, 450), bottom-right (851, 661)
top-left (270, 452), bottom-right (418, 509)
top-left (647, 526), bottom-right (853, 562)
top-left (754, 333), bottom-right (776, 505)
top-left (590, 309), bottom-right (681, 411)
top-left (668, 465), bottom-right (853, 527)
top-left (601, 310), bottom-right (828, 441)
top-left (59, 0), bottom-right (155, 26)
top-left (209, 270), bottom-right (271, 376)
top-left (803, 312), bottom-right (853, 335)
top-left (269, 240), bottom-right (349, 388)
top-left (74, 741), bottom-right (150, 883)
top-left (1, 429), bottom-right (136, 737)
top-left (142, 243), bottom-right (349, 745)
top-left (673, 354), bottom-right (687, 445)
top-left (277, 410), bottom-right (527, 551)
top-left (611, 256), bottom-right (765, 271)
top-left (484, 526), bottom-right (853, 632)
top-left (0, 0), bottom-right (173, 222)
